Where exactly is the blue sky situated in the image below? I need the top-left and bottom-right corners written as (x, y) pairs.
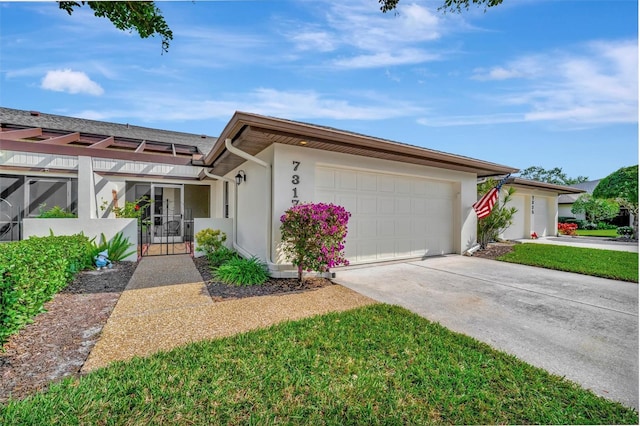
top-left (1, 0), bottom-right (637, 181)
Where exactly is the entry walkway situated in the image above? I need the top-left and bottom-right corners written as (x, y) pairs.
top-left (82, 255), bottom-right (375, 372)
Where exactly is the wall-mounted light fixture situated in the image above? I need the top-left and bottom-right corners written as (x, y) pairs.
top-left (235, 170), bottom-right (246, 185)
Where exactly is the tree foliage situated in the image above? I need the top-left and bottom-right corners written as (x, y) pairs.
top-left (518, 166), bottom-right (588, 186)
top-left (379, 0), bottom-right (503, 13)
top-left (570, 194), bottom-right (619, 224)
top-left (477, 179), bottom-right (517, 249)
top-left (593, 165), bottom-right (638, 238)
top-left (58, 1), bottom-right (173, 53)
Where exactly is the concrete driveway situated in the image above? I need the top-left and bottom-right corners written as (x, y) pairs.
top-left (333, 255), bottom-right (639, 409)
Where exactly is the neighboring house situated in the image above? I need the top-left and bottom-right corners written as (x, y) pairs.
top-left (558, 179), bottom-right (632, 226)
top-left (500, 177), bottom-right (584, 240)
top-left (558, 180), bottom-right (601, 221)
top-left (3, 107), bottom-right (526, 275)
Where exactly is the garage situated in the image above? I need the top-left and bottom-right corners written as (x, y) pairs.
top-left (315, 166), bottom-right (454, 263)
top-left (502, 194), bottom-right (526, 240)
top-left (499, 178), bottom-right (585, 240)
top-left (532, 195), bottom-right (552, 237)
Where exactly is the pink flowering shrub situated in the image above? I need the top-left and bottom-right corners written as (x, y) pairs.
top-left (280, 203), bottom-right (351, 282)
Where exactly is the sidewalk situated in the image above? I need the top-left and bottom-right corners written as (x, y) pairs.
top-left (516, 235), bottom-right (638, 253)
top-left (82, 255), bottom-right (375, 372)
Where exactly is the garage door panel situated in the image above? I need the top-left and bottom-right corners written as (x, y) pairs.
top-left (358, 218), bottom-right (377, 239)
top-left (378, 219), bottom-right (395, 237)
top-left (316, 166), bottom-right (454, 263)
top-left (378, 240), bottom-right (395, 258)
top-left (395, 198), bottom-right (411, 214)
top-left (338, 170), bottom-right (357, 190)
top-left (378, 197), bottom-right (394, 215)
top-left (412, 199), bottom-right (427, 215)
top-left (412, 218), bottom-right (428, 234)
top-left (411, 239), bottom-right (428, 256)
top-left (315, 190), bottom-right (335, 204)
top-left (358, 196), bottom-right (377, 215)
top-left (379, 175), bottom-right (395, 193)
top-left (395, 218), bottom-right (411, 237)
top-left (315, 168), bottom-right (335, 189)
top-left (358, 173), bottom-right (377, 192)
top-left (396, 240), bottom-right (412, 257)
top-left (357, 242), bottom-right (378, 262)
top-left (396, 179), bottom-right (412, 194)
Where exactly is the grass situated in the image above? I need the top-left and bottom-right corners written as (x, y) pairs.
top-left (1, 304), bottom-right (637, 425)
top-left (498, 244), bottom-right (638, 282)
top-left (575, 229), bottom-right (618, 238)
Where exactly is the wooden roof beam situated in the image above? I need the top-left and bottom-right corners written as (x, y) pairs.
top-left (41, 132), bottom-right (80, 145)
top-left (135, 140), bottom-right (147, 153)
top-left (0, 127), bottom-right (43, 139)
top-left (88, 136), bottom-right (114, 149)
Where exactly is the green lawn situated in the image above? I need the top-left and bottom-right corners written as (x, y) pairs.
top-left (1, 304), bottom-right (637, 425)
top-left (575, 229), bottom-right (618, 238)
top-left (499, 244), bottom-right (638, 282)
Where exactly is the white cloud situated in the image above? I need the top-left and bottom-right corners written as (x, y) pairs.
top-left (333, 49), bottom-right (440, 69)
top-left (41, 69), bottom-right (104, 95)
top-left (290, 31), bottom-right (335, 52)
top-left (422, 39), bottom-right (638, 127)
top-left (280, 0), bottom-right (444, 69)
top-left (74, 87), bottom-right (424, 123)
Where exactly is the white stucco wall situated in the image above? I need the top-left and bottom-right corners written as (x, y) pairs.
top-left (23, 218), bottom-right (138, 261)
top-left (193, 218), bottom-right (234, 257)
top-left (224, 146), bottom-right (274, 261)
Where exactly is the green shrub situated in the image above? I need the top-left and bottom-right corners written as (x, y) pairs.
top-left (617, 226), bottom-right (634, 238)
top-left (558, 216), bottom-right (578, 224)
top-left (214, 256), bottom-right (269, 286)
top-left (206, 246), bottom-right (239, 269)
top-left (0, 234), bottom-right (92, 345)
top-left (596, 222), bottom-right (617, 230)
top-left (89, 232), bottom-right (135, 262)
top-left (195, 228), bottom-right (227, 255)
top-left (37, 204), bottom-right (76, 218)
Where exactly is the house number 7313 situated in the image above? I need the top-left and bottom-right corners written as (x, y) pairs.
top-left (292, 161), bottom-right (301, 205)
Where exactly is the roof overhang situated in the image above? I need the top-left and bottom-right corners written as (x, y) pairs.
top-left (203, 111), bottom-right (519, 178)
top-left (0, 125), bottom-right (200, 166)
top-left (504, 177), bottom-right (586, 194)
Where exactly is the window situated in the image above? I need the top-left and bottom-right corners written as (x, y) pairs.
top-left (26, 177), bottom-right (77, 217)
top-left (223, 181), bottom-right (229, 218)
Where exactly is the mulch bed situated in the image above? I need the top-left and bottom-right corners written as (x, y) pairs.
top-left (0, 261), bottom-right (137, 404)
top-left (1, 256), bottom-right (333, 404)
top-left (471, 241), bottom-right (517, 260)
top-left (192, 256), bottom-right (333, 302)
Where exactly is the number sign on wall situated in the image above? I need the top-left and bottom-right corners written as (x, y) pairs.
top-left (292, 161), bottom-right (301, 205)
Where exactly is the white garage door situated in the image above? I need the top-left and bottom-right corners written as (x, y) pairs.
top-left (533, 196), bottom-right (550, 237)
top-left (503, 194), bottom-right (526, 240)
top-left (315, 166), bottom-right (455, 263)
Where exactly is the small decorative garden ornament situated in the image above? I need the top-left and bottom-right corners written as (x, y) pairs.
top-left (94, 250), bottom-right (113, 270)
top-left (530, 232), bottom-right (538, 239)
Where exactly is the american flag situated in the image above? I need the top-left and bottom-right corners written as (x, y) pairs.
top-left (473, 174), bottom-right (511, 220)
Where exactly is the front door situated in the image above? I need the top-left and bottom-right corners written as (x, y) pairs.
top-left (151, 184), bottom-right (183, 243)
